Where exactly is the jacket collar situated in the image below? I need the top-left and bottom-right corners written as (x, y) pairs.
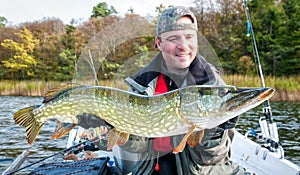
top-left (129, 52), bottom-right (216, 87)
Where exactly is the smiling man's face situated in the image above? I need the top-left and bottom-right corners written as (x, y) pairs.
top-left (156, 16), bottom-right (198, 73)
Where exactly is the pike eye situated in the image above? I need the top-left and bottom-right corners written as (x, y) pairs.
top-left (218, 89), bottom-right (227, 97)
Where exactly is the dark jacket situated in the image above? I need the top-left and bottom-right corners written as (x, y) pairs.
top-left (113, 53), bottom-right (243, 175)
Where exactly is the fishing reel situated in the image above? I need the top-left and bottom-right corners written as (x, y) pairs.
top-left (63, 138), bottom-right (100, 160)
top-left (246, 127), bottom-right (284, 158)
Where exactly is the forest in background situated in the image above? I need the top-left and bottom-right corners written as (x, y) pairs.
top-left (0, 0), bottom-right (299, 82)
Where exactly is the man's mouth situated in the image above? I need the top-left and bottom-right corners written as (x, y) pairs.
top-left (176, 53), bottom-right (190, 59)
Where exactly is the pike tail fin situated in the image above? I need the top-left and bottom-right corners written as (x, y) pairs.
top-left (13, 106), bottom-right (43, 145)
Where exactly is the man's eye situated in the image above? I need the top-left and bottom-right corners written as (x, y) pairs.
top-left (186, 35), bottom-right (195, 40)
top-left (167, 37), bottom-right (178, 42)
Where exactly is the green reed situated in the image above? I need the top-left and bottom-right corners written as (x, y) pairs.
top-left (223, 75), bottom-right (299, 91)
top-left (0, 80), bottom-right (113, 96)
top-left (0, 75), bottom-right (299, 101)
top-left (223, 75), bottom-right (300, 102)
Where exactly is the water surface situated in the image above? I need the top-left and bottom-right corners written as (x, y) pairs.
top-left (0, 96), bottom-right (299, 174)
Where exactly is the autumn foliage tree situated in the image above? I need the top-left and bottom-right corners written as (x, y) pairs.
top-left (1, 28), bottom-right (39, 79)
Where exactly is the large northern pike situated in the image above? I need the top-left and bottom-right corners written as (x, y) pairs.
top-left (13, 84), bottom-right (274, 153)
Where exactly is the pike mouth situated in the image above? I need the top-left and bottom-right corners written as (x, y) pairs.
top-left (223, 87), bottom-right (275, 112)
top-left (259, 88), bottom-right (275, 99)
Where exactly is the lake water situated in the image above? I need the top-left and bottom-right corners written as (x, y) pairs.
top-left (0, 96), bottom-right (299, 174)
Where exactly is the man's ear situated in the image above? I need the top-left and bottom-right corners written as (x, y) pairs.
top-left (155, 37), bottom-right (162, 50)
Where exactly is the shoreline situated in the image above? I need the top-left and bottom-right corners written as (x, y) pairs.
top-left (1, 90), bottom-right (298, 102)
top-left (0, 79), bottom-right (299, 102)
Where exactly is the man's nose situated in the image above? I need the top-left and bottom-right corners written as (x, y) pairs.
top-left (176, 39), bottom-right (189, 50)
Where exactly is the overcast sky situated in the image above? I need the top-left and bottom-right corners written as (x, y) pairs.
top-left (1, 0), bottom-right (195, 25)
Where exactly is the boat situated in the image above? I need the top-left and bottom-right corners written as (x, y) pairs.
top-left (231, 129), bottom-right (300, 175)
top-left (63, 124), bottom-right (300, 175)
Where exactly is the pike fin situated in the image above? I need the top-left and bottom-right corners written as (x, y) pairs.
top-left (173, 125), bottom-right (196, 154)
top-left (187, 130), bottom-right (204, 148)
top-left (50, 120), bottom-right (76, 139)
top-left (43, 83), bottom-right (82, 103)
top-left (107, 128), bottom-right (129, 150)
top-left (13, 106), bottom-right (43, 145)
top-left (116, 132), bottom-right (130, 146)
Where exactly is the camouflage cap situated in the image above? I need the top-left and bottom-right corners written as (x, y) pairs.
top-left (156, 6), bottom-right (198, 36)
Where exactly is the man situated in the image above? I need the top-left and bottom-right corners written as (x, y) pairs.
top-left (113, 6), bottom-right (246, 175)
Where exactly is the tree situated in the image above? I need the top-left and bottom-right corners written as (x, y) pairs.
top-left (246, 0), bottom-right (300, 76)
top-left (127, 7), bottom-right (134, 14)
top-left (192, 0), bottom-right (245, 74)
top-left (155, 4), bottom-right (166, 17)
top-left (91, 2), bottom-right (117, 18)
top-left (54, 49), bottom-right (77, 80)
top-left (283, 0), bottom-right (300, 69)
top-left (1, 28), bottom-right (39, 79)
top-left (0, 16), bottom-right (7, 27)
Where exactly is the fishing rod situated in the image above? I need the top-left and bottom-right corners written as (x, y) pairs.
top-left (6, 138), bottom-right (100, 175)
top-left (242, 0), bottom-right (280, 145)
top-left (88, 49), bottom-right (99, 86)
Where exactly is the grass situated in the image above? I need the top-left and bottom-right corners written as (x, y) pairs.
top-left (0, 80), bottom-right (113, 96)
top-left (0, 75), bottom-right (299, 101)
top-left (223, 74), bottom-right (299, 91)
top-left (223, 74), bottom-right (300, 101)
